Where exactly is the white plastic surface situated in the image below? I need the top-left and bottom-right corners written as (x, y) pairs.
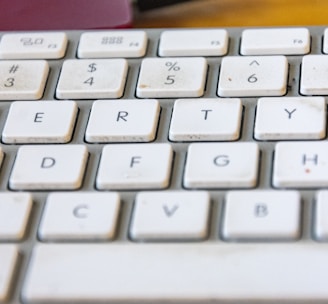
top-left (241, 28), bottom-right (310, 55)
top-left (2, 100), bottom-right (78, 143)
top-left (23, 243), bottom-right (328, 302)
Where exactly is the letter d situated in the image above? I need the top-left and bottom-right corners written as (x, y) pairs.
top-left (41, 157), bottom-right (56, 169)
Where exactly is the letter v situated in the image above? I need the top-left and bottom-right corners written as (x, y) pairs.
top-left (162, 204), bottom-right (179, 217)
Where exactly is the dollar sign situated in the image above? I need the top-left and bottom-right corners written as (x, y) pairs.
top-left (88, 63), bottom-right (97, 73)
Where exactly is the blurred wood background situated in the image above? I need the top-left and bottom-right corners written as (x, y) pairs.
top-left (133, 0), bottom-right (328, 28)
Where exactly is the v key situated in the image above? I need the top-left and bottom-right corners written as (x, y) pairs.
top-left (162, 204), bottom-right (179, 217)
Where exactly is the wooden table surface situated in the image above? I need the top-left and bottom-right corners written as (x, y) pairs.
top-left (133, 0), bottom-right (328, 28)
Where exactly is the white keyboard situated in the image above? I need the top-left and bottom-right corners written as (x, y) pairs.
top-left (1, 27), bottom-right (328, 303)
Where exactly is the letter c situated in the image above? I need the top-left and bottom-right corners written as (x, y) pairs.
top-left (73, 204), bottom-right (89, 218)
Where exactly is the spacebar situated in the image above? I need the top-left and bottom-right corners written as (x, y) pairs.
top-left (23, 243), bottom-right (328, 303)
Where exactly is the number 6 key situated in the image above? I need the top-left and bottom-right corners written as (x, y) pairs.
top-left (218, 56), bottom-right (288, 97)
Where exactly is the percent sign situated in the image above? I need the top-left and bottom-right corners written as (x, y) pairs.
top-left (165, 61), bottom-right (181, 71)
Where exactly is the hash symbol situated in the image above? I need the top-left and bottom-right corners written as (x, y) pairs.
top-left (9, 65), bottom-right (19, 74)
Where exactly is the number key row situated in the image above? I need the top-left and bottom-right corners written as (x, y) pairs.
top-left (3, 56), bottom-right (328, 99)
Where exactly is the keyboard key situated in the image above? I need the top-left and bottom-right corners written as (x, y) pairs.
top-left (38, 192), bottom-right (120, 241)
top-left (78, 31), bottom-right (147, 58)
top-left (169, 98), bottom-right (242, 141)
top-left (96, 143), bottom-right (173, 190)
top-left (323, 28), bottom-right (328, 54)
top-left (136, 57), bottom-right (207, 98)
top-left (0, 60), bottom-right (49, 100)
top-left (240, 28), bottom-right (310, 55)
top-left (254, 97), bottom-right (326, 140)
top-left (158, 29), bottom-right (228, 56)
top-left (56, 59), bottom-right (128, 99)
top-left (184, 143), bottom-right (259, 188)
top-left (300, 55), bottom-right (328, 95)
top-left (222, 191), bottom-right (301, 241)
top-left (2, 100), bottom-right (78, 143)
top-left (218, 56), bottom-right (288, 97)
top-left (0, 193), bottom-right (32, 240)
top-left (314, 190), bottom-right (328, 241)
top-left (273, 142), bottom-right (328, 188)
top-left (0, 32), bottom-right (67, 59)
top-left (85, 99), bottom-right (160, 143)
top-left (23, 243), bottom-right (328, 302)
top-left (130, 191), bottom-right (210, 241)
top-left (0, 245), bottom-right (18, 301)
top-left (9, 145), bottom-right (88, 190)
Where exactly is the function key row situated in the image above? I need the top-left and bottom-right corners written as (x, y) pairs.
top-left (1, 28), bottom-right (328, 59)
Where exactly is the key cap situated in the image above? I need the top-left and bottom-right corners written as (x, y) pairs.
top-left (323, 28), bottom-right (328, 54)
top-left (96, 143), bottom-right (173, 190)
top-left (39, 192), bottom-right (120, 241)
top-left (9, 145), bottom-right (88, 190)
top-left (222, 191), bottom-right (301, 241)
top-left (254, 97), bottom-right (326, 140)
top-left (300, 55), bottom-right (328, 95)
top-left (158, 29), bottom-right (228, 56)
top-left (85, 99), bottom-right (160, 142)
top-left (78, 31), bottom-right (147, 58)
top-left (130, 191), bottom-right (210, 241)
top-left (273, 142), bottom-right (328, 188)
top-left (169, 98), bottom-right (242, 141)
top-left (0, 245), bottom-right (18, 301)
top-left (314, 190), bottom-right (328, 241)
top-left (23, 243), bottom-right (328, 302)
top-left (240, 28), bottom-right (310, 55)
top-left (218, 56), bottom-right (288, 97)
top-left (56, 59), bottom-right (128, 99)
top-left (0, 60), bottom-right (49, 100)
top-left (184, 143), bottom-right (259, 188)
top-left (136, 57), bottom-right (207, 98)
top-left (0, 193), bottom-right (32, 240)
top-left (2, 100), bottom-right (78, 143)
top-left (0, 32), bottom-right (67, 59)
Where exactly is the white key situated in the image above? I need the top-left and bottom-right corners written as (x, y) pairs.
top-left (0, 32), bottom-right (67, 59)
top-left (130, 191), bottom-right (210, 241)
top-left (254, 97), bottom-right (326, 140)
top-left (184, 143), bottom-right (259, 188)
top-left (0, 60), bottom-right (49, 100)
top-left (0, 245), bottom-right (18, 301)
top-left (0, 193), bottom-right (32, 240)
top-left (56, 59), bottom-right (128, 99)
top-left (169, 98), bottom-right (242, 141)
top-left (78, 31), bottom-right (147, 58)
top-left (85, 99), bottom-right (160, 143)
top-left (222, 191), bottom-right (301, 240)
top-left (136, 57), bottom-right (207, 98)
top-left (273, 142), bottom-right (328, 188)
top-left (158, 29), bottom-right (228, 56)
top-left (39, 192), bottom-right (120, 241)
top-left (23, 243), bottom-right (328, 302)
top-left (314, 190), bottom-right (328, 241)
top-left (323, 28), bottom-right (328, 54)
top-left (2, 100), bottom-right (78, 143)
top-left (300, 55), bottom-right (328, 95)
top-left (96, 143), bottom-right (173, 190)
top-left (9, 145), bottom-right (88, 190)
top-left (241, 28), bottom-right (310, 55)
top-left (218, 56), bottom-right (288, 97)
